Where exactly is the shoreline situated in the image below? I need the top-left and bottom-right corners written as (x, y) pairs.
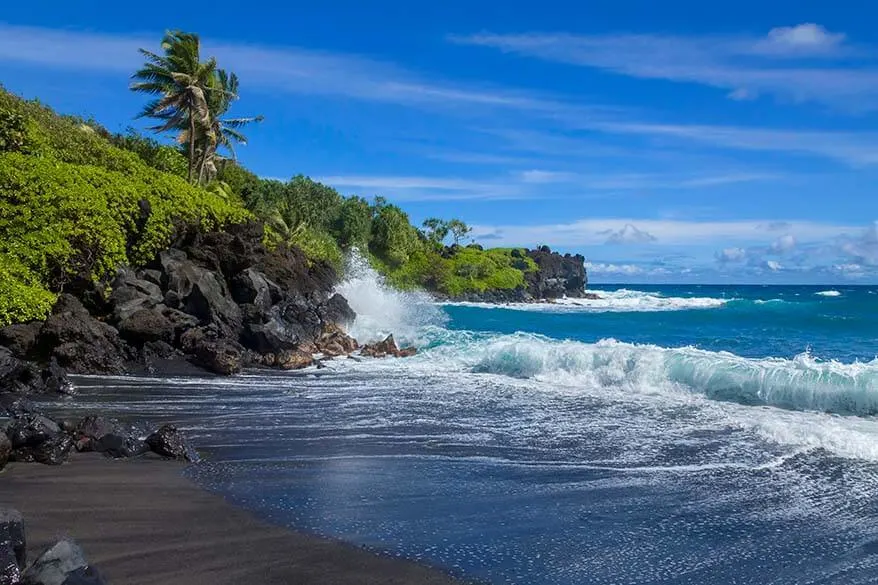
top-left (0, 453), bottom-right (470, 585)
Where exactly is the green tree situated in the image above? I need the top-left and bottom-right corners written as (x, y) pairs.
top-left (370, 204), bottom-right (420, 267)
top-left (334, 196), bottom-right (373, 249)
top-left (421, 218), bottom-right (449, 245)
top-left (130, 30), bottom-right (217, 183)
top-left (196, 69), bottom-right (263, 184)
top-left (448, 219), bottom-right (472, 245)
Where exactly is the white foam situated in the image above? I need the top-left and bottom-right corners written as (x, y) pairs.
top-left (816, 290), bottom-right (842, 297)
top-left (443, 288), bottom-right (731, 313)
top-left (335, 249), bottom-right (446, 344)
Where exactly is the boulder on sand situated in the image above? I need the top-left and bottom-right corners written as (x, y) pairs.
top-left (21, 538), bottom-right (107, 585)
top-left (145, 424), bottom-right (199, 462)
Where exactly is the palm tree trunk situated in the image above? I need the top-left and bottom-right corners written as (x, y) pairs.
top-left (187, 115), bottom-right (196, 183)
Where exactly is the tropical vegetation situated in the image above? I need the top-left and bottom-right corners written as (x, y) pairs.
top-left (0, 29), bottom-right (537, 326)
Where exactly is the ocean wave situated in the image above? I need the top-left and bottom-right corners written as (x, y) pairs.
top-left (816, 290), bottom-right (842, 297)
top-left (335, 250), bottom-right (446, 344)
top-left (418, 333), bottom-right (878, 416)
top-left (444, 288), bottom-right (732, 313)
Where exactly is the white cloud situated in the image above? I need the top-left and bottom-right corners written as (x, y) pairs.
top-left (765, 260), bottom-right (783, 271)
top-left (716, 247), bottom-right (747, 263)
top-left (452, 25), bottom-right (877, 110)
top-left (839, 221), bottom-right (878, 265)
top-left (769, 234), bottom-right (797, 254)
top-left (763, 24), bottom-right (846, 53)
top-left (519, 170), bottom-right (576, 183)
top-left (602, 224), bottom-right (658, 245)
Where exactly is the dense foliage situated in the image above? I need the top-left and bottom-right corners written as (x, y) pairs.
top-left (0, 87), bottom-right (249, 325)
top-left (0, 28), bottom-right (542, 326)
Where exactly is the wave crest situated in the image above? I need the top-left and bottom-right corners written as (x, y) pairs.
top-left (448, 335), bottom-right (878, 416)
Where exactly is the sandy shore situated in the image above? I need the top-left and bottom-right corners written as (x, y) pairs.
top-left (0, 454), bottom-right (468, 585)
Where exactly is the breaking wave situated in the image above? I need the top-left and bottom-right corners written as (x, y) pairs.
top-left (443, 288), bottom-right (732, 313)
top-left (415, 333), bottom-right (878, 417)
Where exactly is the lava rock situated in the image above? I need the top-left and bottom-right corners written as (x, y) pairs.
top-left (11, 434), bottom-right (74, 466)
top-left (117, 308), bottom-right (174, 345)
top-left (0, 347), bottom-right (42, 395)
top-left (145, 424), bottom-right (199, 462)
top-left (109, 269), bottom-right (164, 323)
top-left (360, 335), bottom-right (416, 359)
top-left (41, 359), bottom-right (72, 395)
top-left (74, 416), bottom-right (119, 441)
top-left (318, 293), bottom-right (356, 328)
top-left (22, 538), bottom-right (91, 585)
top-left (316, 324), bottom-right (358, 357)
top-left (5, 414), bottom-right (61, 449)
top-left (273, 349), bottom-right (314, 370)
top-left (158, 251), bottom-right (242, 337)
top-left (0, 322), bottom-right (43, 359)
top-left (230, 268), bottom-right (281, 312)
top-left (0, 434), bottom-right (10, 470)
top-left (38, 295), bottom-right (127, 374)
top-left (180, 327), bottom-right (243, 375)
top-left (93, 434), bottom-right (149, 459)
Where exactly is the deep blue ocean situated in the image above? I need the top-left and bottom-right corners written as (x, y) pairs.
top-left (52, 273), bottom-right (878, 585)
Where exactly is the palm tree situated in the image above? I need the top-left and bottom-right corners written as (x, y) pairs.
top-left (195, 69), bottom-right (263, 184)
top-left (130, 31), bottom-right (216, 183)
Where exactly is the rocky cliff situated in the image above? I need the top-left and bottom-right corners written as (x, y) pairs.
top-left (0, 222), bottom-right (359, 378)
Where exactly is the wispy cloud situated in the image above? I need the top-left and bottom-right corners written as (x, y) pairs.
top-left (588, 121), bottom-right (878, 166)
top-left (471, 218), bottom-right (863, 247)
top-left (451, 24), bottom-right (878, 110)
top-left (0, 23), bottom-right (575, 115)
top-left (318, 170), bottom-right (779, 201)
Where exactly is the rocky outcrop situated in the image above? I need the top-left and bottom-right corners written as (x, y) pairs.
top-left (524, 246), bottom-right (587, 299)
top-left (445, 246), bottom-right (588, 303)
top-left (0, 222), bottom-right (359, 378)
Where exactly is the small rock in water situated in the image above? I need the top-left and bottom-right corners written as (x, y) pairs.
top-left (145, 424), bottom-right (199, 462)
top-left (360, 335), bottom-right (417, 359)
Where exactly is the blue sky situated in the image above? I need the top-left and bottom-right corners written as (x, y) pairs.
top-left (2, 0), bottom-right (878, 283)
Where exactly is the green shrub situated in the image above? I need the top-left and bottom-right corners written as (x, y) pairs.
top-left (0, 108), bottom-right (28, 153)
top-left (0, 87), bottom-right (251, 326)
top-left (288, 225), bottom-right (343, 270)
top-left (370, 204), bottom-right (420, 267)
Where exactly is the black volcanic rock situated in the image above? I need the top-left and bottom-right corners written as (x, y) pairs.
top-left (145, 424), bottom-right (199, 462)
top-left (37, 295), bottom-right (127, 374)
top-left (525, 246), bottom-right (587, 299)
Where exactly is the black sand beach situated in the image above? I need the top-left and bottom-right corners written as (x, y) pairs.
top-left (0, 454), bottom-right (466, 585)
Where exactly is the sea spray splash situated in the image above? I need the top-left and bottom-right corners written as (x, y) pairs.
top-left (335, 249), bottom-right (446, 345)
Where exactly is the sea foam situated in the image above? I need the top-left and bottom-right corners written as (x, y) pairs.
top-left (444, 288), bottom-right (731, 313)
